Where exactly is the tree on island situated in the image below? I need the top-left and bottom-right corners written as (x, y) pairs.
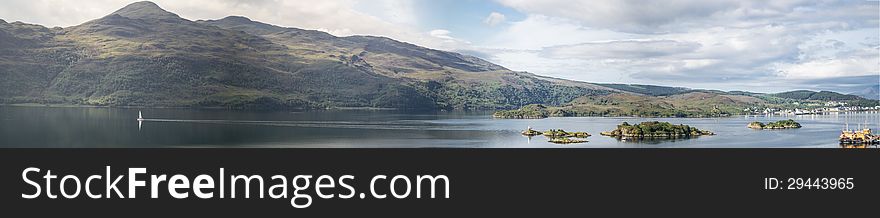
top-left (601, 121), bottom-right (714, 138)
top-left (748, 119), bottom-right (801, 129)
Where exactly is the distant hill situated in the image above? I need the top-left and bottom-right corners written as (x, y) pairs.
top-left (495, 91), bottom-right (767, 118)
top-left (850, 86), bottom-right (879, 100)
top-left (595, 84), bottom-right (691, 96)
top-left (771, 90), bottom-right (863, 101)
top-left (495, 87), bottom-right (880, 118)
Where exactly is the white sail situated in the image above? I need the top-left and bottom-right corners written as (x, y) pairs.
top-left (137, 111), bottom-right (144, 131)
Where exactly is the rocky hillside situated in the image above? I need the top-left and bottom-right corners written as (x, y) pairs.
top-left (0, 1), bottom-right (612, 110)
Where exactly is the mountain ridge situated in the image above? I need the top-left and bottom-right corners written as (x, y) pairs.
top-left (110, 1), bottom-right (180, 20)
top-left (0, 1), bottom-right (608, 110)
top-left (0, 1), bottom-right (875, 112)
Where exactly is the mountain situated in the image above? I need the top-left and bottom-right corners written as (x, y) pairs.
top-left (110, 1), bottom-right (180, 20)
top-left (196, 16), bottom-right (510, 78)
top-left (0, 1), bottom-right (611, 110)
top-left (0, 19), bottom-right (71, 99)
top-left (851, 86), bottom-right (879, 100)
top-left (0, 1), bottom-right (875, 112)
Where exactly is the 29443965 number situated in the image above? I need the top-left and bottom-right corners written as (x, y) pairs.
top-left (764, 177), bottom-right (854, 190)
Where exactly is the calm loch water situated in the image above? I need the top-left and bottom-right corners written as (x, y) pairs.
top-left (1, 106), bottom-right (878, 148)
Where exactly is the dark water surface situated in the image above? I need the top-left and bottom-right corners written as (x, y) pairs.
top-left (1, 106), bottom-right (878, 148)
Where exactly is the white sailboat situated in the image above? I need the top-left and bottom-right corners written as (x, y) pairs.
top-left (137, 111), bottom-right (144, 131)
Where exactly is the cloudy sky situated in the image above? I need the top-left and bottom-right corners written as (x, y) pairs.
top-left (1, 0), bottom-right (878, 93)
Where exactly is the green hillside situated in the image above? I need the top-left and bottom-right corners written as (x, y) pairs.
top-left (495, 92), bottom-right (766, 118)
top-left (495, 89), bottom-right (879, 118)
top-left (0, 1), bottom-right (611, 110)
top-left (772, 90), bottom-right (862, 101)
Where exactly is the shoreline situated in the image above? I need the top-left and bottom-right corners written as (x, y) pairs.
top-left (0, 103), bottom-right (399, 112)
top-left (494, 111), bottom-right (880, 119)
top-left (4, 103), bottom-right (878, 118)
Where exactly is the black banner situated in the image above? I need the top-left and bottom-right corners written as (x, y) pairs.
top-left (0, 149), bottom-right (876, 217)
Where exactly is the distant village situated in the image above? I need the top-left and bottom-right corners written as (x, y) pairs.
top-left (742, 101), bottom-right (880, 115)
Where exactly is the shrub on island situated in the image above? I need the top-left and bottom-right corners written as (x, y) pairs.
top-left (493, 104), bottom-right (549, 119)
top-left (600, 121), bottom-right (714, 138)
top-left (747, 119), bottom-right (801, 129)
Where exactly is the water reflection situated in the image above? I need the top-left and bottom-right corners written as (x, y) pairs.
top-left (1, 106), bottom-right (879, 148)
top-left (840, 144), bottom-right (878, 149)
top-left (605, 136), bottom-right (706, 144)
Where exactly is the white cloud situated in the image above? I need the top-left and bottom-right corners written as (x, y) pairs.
top-left (543, 40), bottom-right (701, 59)
top-left (428, 29), bottom-right (473, 50)
top-left (488, 50), bottom-right (631, 84)
top-left (780, 58), bottom-right (878, 79)
top-left (492, 0), bottom-right (876, 33)
top-left (494, 0), bottom-right (741, 33)
top-left (482, 0), bottom-right (879, 92)
top-left (354, 0), bottom-right (418, 26)
top-left (0, 0), bottom-right (124, 28)
top-left (483, 12), bottom-right (506, 26)
top-left (485, 15), bottom-right (640, 50)
top-left (429, 29), bottom-right (454, 40)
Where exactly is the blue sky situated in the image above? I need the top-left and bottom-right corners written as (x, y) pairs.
top-left (1, 0), bottom-right (878, 94)
top-left (362, 0), bottom-right (526, 45)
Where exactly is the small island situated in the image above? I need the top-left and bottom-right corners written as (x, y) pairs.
top-left (521, 127), bottom-right (590, 144)
top-left (521, 128), bottom-right (542, 136)
top-left (542, 129), bottom-right (591, 138)
top-left (600, 121), bottom-right (714, 139)
top-left (747, 119), bottom-right (802, 129)
top-left (494, 104), bottom-right (550, 119)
